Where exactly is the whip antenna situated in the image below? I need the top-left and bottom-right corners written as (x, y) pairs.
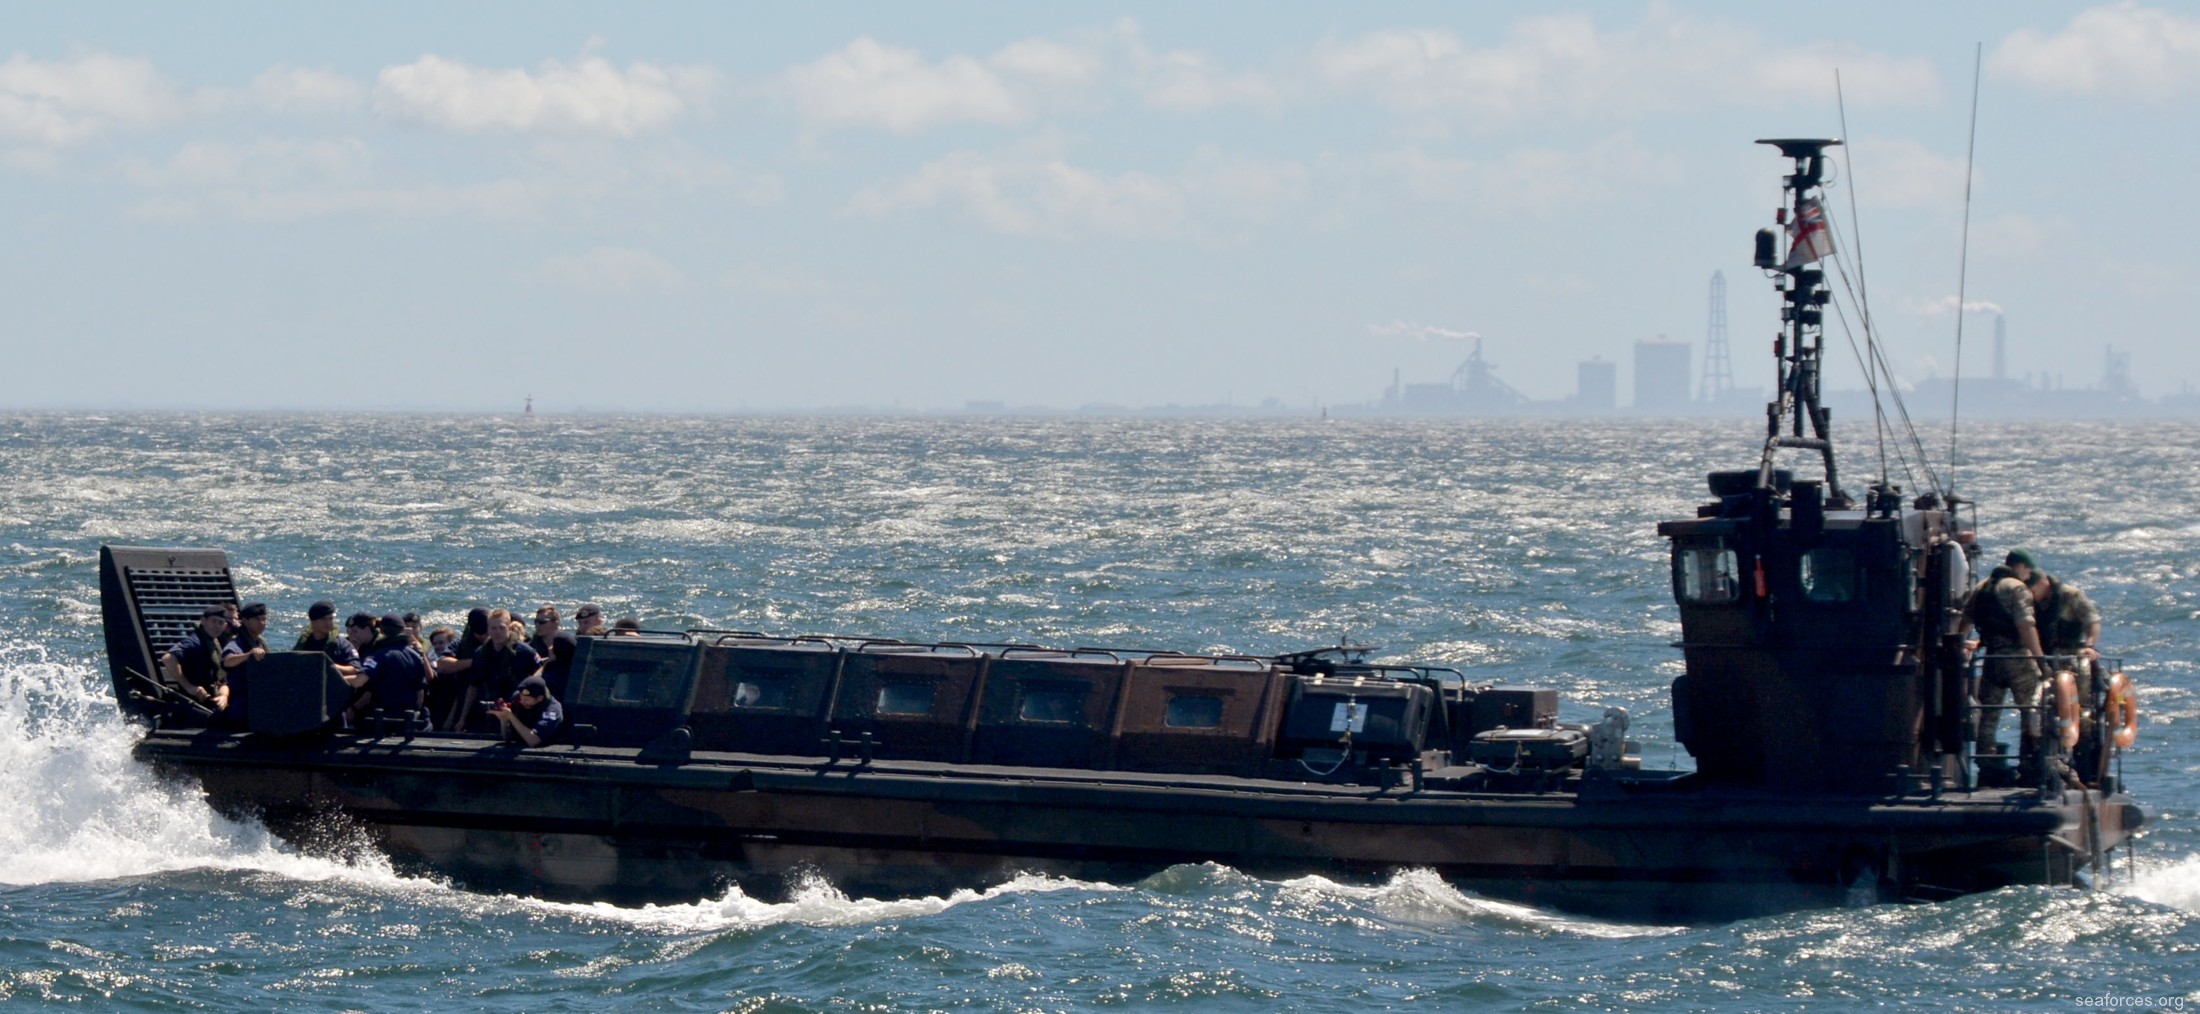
top-left (1949, 43), bottom-right (1982, 496)
top-left (1834, 71), bottom-right (1889, 487)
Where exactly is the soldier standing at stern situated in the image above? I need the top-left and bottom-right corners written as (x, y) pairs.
top-left (2005, 548), bottom-right (2104, 668)
top-left (1958, 557), bottom-right (2052, 782)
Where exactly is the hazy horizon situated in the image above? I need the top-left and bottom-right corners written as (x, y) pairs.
top-left (4, 3), bottom-right (2191, 412)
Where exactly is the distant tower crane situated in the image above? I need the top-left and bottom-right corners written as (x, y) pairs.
top-left (1699, 270), bottom-right (1732, 405)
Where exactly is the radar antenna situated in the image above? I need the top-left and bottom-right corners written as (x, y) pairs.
top-left (1751, 139), bottom-right (1844, 502)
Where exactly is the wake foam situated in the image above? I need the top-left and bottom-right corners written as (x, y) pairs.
top-left (1142, 862), bottom-right (1675, 938)
top-left (511, 870), bottom-right (1113, 933)
top-left (2118, 852), bottom-right (2200, 913)
top-left (1270, 867), bottom-right (1681, 938)
top-left (0, 641), bottom-right (416, 892)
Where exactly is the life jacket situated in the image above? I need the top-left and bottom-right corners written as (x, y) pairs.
top-left (2034, 577), bottom-right (2084, 654)
top-left (1967, 577), bottom-right (2025, 645)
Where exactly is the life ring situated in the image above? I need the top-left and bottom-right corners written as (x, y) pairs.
top-left (2051, 670), bottom-right (2081, 751)
top-left (2107, 671), bottom-right (2140, 750)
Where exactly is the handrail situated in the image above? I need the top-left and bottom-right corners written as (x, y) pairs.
top-left (687, 627), bottom-right (769, 641)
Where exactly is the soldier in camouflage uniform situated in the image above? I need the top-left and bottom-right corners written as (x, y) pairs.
top-left (1958, 559), bottom-right (2051, 772)
top-left (2020, 571), bottom-right (2101, 664)
top-left (2009, 550), bottom-right (2103, 705)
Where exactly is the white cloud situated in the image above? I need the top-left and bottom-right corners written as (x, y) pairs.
top-left (629, 150), bottom-right (786, 205)
top-left (0, 53), bottom-right (183, 145)
top-left (252, 65), bottom-right (366, 114)
top-left (1991, 3), bottom-right (2200, 99)
top-left (538, 246), bottom-right (686, 295)
top-left (374, 55), bottom-right (712, 135)
top-left (988, 38), bottom-right (1105, 87)
top-left (1102, 20), bottom-right (1276, 112)
top-left (128, 179), bottom-right (563, 224)
top-left (1139, 50), bottom-right (1276, 111)
top-left (1369, 320), bottom-right (1477, 342)
top-left (1364, 147), bottom-right (1476, 202)
top-left (1, 145), bottom-right (61, 175)
top-left (1183, 147), bottom-right (1307, 219)
top-left (1912, 295), bottom-right (2006, 317)
top-left (847, 148), bottom-right (1304, 240)
top-left (1360, 135), bottom-right (1676, 214)
top-left (783, 38), bottom-right (1026, 133)
top-left (1974, 213), bottom-right (2048, 259)
top-left (1313, 15), bottom-right (1936, 121)
top-left (127, 138), bottom-right (369, 190)
top-left (848, 151), bottom-right (1180, 237)
top-left (1847, 137), bottom-right (1971, 211)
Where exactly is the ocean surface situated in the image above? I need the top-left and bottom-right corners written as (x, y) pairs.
top-left (0, 413), bottom-right (2194, 1011)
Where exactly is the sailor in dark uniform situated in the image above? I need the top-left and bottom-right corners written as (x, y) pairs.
top-left (459, 609), bottom-right (541, 732)
top-left (293, 600), bottom-right (361, 679)
top-left (221, 602), bottom-right (272, 679)
top-left (491, 675), bottom-right (563, 747)
top-left (431, 607), bottom-right (492, 731)
top-left (346, 614), bottom-right (430, 724)
top-left (158, 604), bottom-right (233, 712)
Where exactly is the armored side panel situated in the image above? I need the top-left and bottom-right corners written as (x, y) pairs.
top-left (98, 545), bottom-right (237, 716)
top-left (1113, 657), bottom-right (1284, 775)
top-left (1467, 687), bottom-right (1558, 735)
top-left (828, 645), bottom-right (987, 762)
top-left (1277, 676), bottom-right (1434, 762)
top-left (564, 637), bottom-right (703, 747)
top-left (239, 653), bottom-right (347, 736)
top-left (688, 640), bottom-right (842, 755)
top-left (969, 653), bottom-right (1128, 768)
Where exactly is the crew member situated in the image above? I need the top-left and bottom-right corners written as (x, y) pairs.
top-left (540, 631), bottom-right (578, 700)
top-left (491, 674), bottom-right (563, 747)
top-left (221, 602), bottom-right (272, 672)
top-left (2007, 549), bottom-right (2103, 664)
top-left (294, 600), bottom-right (361, 679)
top-left (431, 607), bottom-right (492, 730)
top-left (573, 604), bottom-right (607, 637)
top-left (347, 614), bottom-right (430, 724)
top-left (458, 609), bottom-right (541, 732)
top-left (344, 611), bottom-right (378, 657)
top-left (1958, 561), bottom-right (2051, 778)
top-left (528, 606), bottom-right (560, 658)
top-left (159, 604), bottom-right (232, 712)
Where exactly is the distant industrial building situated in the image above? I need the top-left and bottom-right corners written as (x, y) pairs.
top-left (1376, 339), bottom-right (1532, 416)
top-left (1575, 358), bottom-right (1616, 413)
top-left (1633, 338), bottom-right (1692, 414)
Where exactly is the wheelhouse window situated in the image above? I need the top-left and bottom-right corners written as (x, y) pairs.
top-left (732, 677), bottom-right (791, 709)
top-left (1018, 687), bottom-right (1086, 724)
top-left (1675, 544), bottom-right (1740, 603)
top-left (1164, 695), bottom-right (1225, 729)
top-left (877, 683), bottom-right (936, 716)
top-left (1799, 547), bottom-right (1858, 603)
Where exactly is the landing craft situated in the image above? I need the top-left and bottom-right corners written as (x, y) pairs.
top-left (98, 139), bottom-right (2143, 922)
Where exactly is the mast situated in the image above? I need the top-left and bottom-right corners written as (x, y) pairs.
top-left (1751, 139), bottom-right (1843, 502)
top-left (1700, 271), bottom-right (1731, 406)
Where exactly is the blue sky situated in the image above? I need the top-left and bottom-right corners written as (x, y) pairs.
top-left (2, 2), bottom-right (2190, 411)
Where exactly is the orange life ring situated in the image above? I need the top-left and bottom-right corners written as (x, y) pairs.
top-left (2107, 671), bottom-right (2140, 750)
top-left (2051, 670), bottom-right (2082, 751)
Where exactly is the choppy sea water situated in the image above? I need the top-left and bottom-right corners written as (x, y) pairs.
top-left (0, 413), bottom-right (2195, 1011)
